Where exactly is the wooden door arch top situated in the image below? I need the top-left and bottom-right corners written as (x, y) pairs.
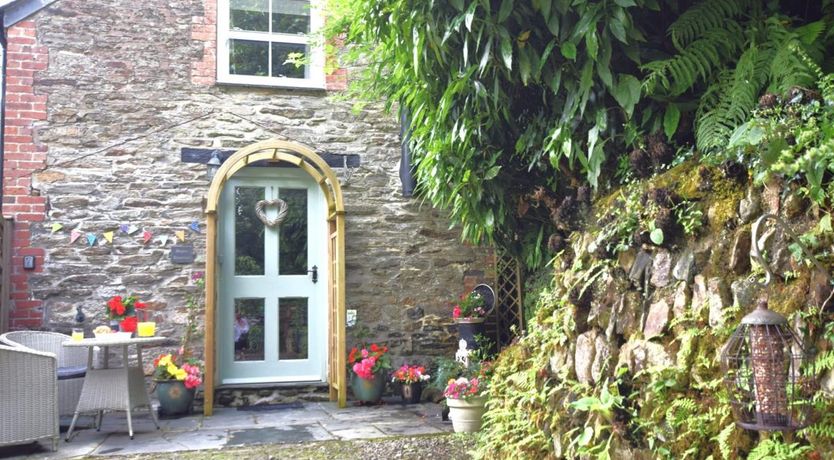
top-left (204, 139), bottom-right (345, 217)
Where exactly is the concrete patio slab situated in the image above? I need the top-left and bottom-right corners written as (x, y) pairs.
top-left (0, 401), bottom-right (452, 459)
top-left (164, 429), bottom-right (228, 452)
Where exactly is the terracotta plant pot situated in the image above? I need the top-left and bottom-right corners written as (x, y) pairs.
top-left (350, 372), bottom-right (386, 403)
top-left (447, 396), bottom-right (487, 432)
top-left (400, 382), bottom-right (423, 404)
top-left (155, 380), bottom-right (195, 416)
top-left (455, 317), bottom-right (486, 350)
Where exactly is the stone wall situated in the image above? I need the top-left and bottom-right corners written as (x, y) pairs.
top-left (2, 0), bottom-right (493, 370)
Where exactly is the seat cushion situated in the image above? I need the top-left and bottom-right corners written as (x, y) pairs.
top-left (57, 365), bottom-right (86, 380)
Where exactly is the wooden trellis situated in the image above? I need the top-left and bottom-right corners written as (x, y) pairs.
top-left (494, 250), bottom-right (524, 347)
top-left (0, 218), bottom-right (12, 333)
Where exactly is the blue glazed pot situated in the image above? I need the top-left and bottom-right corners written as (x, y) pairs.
top-left (155, 380), bottom-right (195, 416)
top-left (350, 372), bottom-right (386, 403)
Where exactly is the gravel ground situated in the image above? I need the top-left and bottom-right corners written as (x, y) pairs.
top-left (103, 434), bottom-right (475, 460)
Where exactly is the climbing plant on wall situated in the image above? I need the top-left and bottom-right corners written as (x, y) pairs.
top-left (325, 0), bottom-right (833, 267)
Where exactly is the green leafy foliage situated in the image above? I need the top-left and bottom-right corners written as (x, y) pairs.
top-left (324, 0), bottom-right (665, 267)
top-left (644, 4), bottom-right (830, 154)
top-left (326, 0), bottom-right (832, 266)
top-left (747, 437), bottom-right (813, 460)
top-left (729, 66), bottom-right (834, 205)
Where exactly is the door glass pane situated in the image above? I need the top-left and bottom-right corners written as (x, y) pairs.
top-left (235, 186), bottom-right (265, 275)
top-left (229, 39), bottom-right (269, 76)
top-left (234, 298), bottom-right (264, 361)
top-left (279, 188), bottom-right (307, 274)
top-left (272, 0), bottom-right (310, 34)
top-left (230, 0), bottom-right (269, 32)
top-left (271, 43), bottom-right (307, 79)
top-left (279, 298), bottom-right (308, 360)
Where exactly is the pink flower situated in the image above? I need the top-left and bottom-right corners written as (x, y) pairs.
top-left (361, 349), bottom-right (369, 358)
top-left (453, 305), bottom-right (461, 319)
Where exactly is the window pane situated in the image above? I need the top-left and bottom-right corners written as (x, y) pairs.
top-left (230, 39), bottom-right (269, 76)
top-left (271, 43), bottom-right (307, 79)
top-left (235, 186), bottom-right (265, 275)
top-left (279, 298), bottom-right (308, 360)
top-left (279, 188), bottom-right (307, 274)
top-left (234, 298), bottom-right (264, 361)
top-left (272, 0), bottom-right (310, 34)
top-left (230, 0), bottom-right (269, 32)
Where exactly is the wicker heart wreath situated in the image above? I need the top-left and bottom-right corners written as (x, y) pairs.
top-left (255, 199), bottom-right (289, 228)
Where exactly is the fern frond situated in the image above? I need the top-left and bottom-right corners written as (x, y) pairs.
top-left (644, 21), bottom-right (745, 96)
top-left (714, 423), bottom-right (735, 460)
top-left (669, 0), bottom-right (755, 49)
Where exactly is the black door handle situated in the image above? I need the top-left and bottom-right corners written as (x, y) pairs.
top-left (308, 265), bottom-right (318, 283)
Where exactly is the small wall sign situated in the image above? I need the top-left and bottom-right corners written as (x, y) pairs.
top-left (170, 244), bottom-right (195, 264)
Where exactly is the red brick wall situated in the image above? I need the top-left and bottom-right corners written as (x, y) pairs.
top-left (191, 0), bottom-right (347, 90)
top-left (3, 21), bottom-right (49, 329)
top-left (191, 0), bottom-right (217, 86)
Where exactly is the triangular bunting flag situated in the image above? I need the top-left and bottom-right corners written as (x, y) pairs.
top-left (51, 223), bottom-right (63, 233)
top-left (86, 233), bottom-right (97, 247)
top-left (158, 235), bottom-right (169, 246)
top-left (189, 221), bottom-right (201, 233)
top-left (119, 224), bottom-right (129, 234)
top-left (70, 230), bottom-right (81, 244)
top-left (127, 225), bottom-right (140, 235)
top-left (103, 231), bottom-right (114, 244)
top-left (176, 230), bottom-right (185, 242)
top-left (142, 230), bottom-right (153, 244)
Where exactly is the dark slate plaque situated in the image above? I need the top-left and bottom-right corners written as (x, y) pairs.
top-left (170, 244), bottom-right (196, 264)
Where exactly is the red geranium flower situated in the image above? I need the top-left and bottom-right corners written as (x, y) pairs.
top-left (134, 301), bottom-right (146, 309)
top-left (108, 296), bottom-right (126, 316)
top-left (348, 347), bottom-right (358, 364)
top-left (119, 316), bottom-right (138, 332)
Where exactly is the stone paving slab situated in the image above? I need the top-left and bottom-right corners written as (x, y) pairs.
top-left (0, 401), bottom-right (452, 459)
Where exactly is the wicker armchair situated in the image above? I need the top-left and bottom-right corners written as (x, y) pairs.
top-left (0, 331), bottom-right (87, 416)
top-left (0, 344), bottom-right (59, 451)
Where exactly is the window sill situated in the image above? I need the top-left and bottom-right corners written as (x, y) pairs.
top-left (216, 75), bottom-right (327, 91)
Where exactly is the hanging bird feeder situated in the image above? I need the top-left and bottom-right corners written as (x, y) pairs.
top-left (720, 214), bottom-right (827, 432)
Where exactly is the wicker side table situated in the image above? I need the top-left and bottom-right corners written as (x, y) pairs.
top-left (63, 336), bottom-right (165, 440)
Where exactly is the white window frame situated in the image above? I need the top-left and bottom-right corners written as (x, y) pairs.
top-left (217, 0), bottom-right (325, 89)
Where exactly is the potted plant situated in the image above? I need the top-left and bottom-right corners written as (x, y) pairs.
top-left (391, 364), bottom-right (430, 404)
top-left (347, 343), bottom-right (392, 403)
top-left (152, 272), bottom-right (205, 416)
top-left (452, 291), bottom-right (488, 349)
top-left (444, 360), bottom-right (492, 433)
top-left (152, 353), bottom-right (203, 416)
top-left (106, 294), bottom-right (146, 334)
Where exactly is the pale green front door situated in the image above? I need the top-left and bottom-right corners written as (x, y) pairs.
top-left (218, 168), bottom-right (327, 384)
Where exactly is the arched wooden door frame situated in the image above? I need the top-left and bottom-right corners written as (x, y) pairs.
top-left (202, 139), bottom-right (346, 415)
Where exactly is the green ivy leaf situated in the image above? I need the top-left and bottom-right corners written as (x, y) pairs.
top-left (484, 165), bottom-right (502, 180)
top-left (650, 228), bottom-right (664, 245)
top-left (615, 0), bottom-right (637, 7)
top-left (663, 104), bottom-right (680, 139)
top-left (585, 30), bottom-right (599, 60)
top-left (609, 18), bottom-right (628, 43)
top-left (578, 426), bottom-right (594, 446)
top-left (819, 214), bottom-right (833, 234)
top-left (519, 47), bottom-right (532, 85)
top-left (498, 0), bottom-right (513, 22)
top-left (465, 3), bottom-right (477, 31)
top-left (612, 75), bottom-right (641, 118)
top-left (499, 30), bottom-right (513, 70)
top-left (561, 42), bottom-right (577, 60)
top-left (546, 10), bottom-right (560, 36)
